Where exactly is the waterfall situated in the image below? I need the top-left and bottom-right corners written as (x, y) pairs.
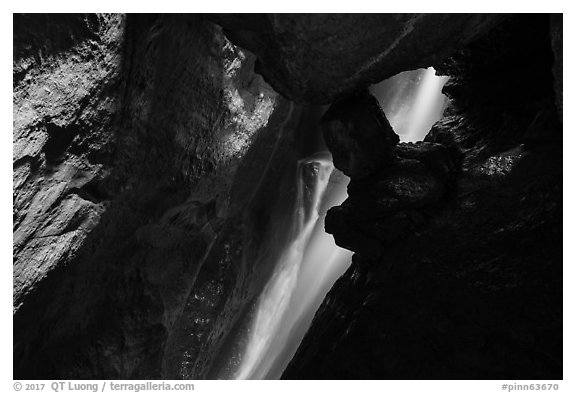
top-left (225, 67), bottom-right (449, 379)
top-left (234, 152), bottom-right (337, 380)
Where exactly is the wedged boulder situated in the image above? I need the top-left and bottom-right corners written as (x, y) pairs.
top-left (208, 13), bottom-right (503, 103)
top-left (321, 90), bottom-right (399, 178)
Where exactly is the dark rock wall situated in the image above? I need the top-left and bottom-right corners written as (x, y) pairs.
top-left (208, 14), bottom-right (503, 103)
top-left (283, 14), bottom-right (562, 379)
top-left (13, 14), bottom-right (304, 379)
top-left (549, 14), bottom-right (562, 122)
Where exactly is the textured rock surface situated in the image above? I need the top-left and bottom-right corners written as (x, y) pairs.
top-left (208, 14), bottom-right (503, 103)
top-left (13, 13), bottom-right (124, 312)
top-left (283, 14), bottom-right (562, 379)
top-left (13, 13), bottom-right (302, 379)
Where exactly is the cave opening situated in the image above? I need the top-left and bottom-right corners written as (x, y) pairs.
top-left (370, 67), bottom-right (450, 143)
top-left (211, 66), bottom-right (452, 380)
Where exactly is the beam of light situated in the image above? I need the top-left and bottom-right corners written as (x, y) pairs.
top-left (233, 153), bottom-right (337, 380)
top-left (370, 67), bottom-right (450, 142)
top-left (246, 166), bottom-right (352, 380)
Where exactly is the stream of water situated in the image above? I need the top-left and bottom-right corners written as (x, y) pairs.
top-left (223, 67), bottom-right (449, 379)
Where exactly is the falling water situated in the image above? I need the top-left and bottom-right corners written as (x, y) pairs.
top-left (234, 152), bottom-right (338, 379)
top-left (224, 67), bottom-right (448, 379)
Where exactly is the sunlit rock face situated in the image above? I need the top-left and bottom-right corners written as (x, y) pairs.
top-left (13, 14), bottom-right (125, 313)
top-left (13, 14), bottom-right (296, 379)
top-left (208, 14), bottom-right (503, 103)
top-left (284, 14), bottom-right (562, 380)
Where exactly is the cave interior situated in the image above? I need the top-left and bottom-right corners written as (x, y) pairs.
top-left (12, 13), bottom-right (563, 380)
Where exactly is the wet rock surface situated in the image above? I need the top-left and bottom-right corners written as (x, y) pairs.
top-left (283, 14), bottom-right (562, 379)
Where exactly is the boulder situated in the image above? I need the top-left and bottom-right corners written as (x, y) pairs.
top-left (321, 90), bottom-right (399, 178)
top-left (208, 14), bottom-right (503, 103)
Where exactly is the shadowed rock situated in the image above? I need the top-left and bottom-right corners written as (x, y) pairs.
top-left (321, 90), bottom-right (399, 179)
top-left (325, 142), bottom-right (457, 258)
top-left (208, 14), bottom-right (503, 103)
top-left (284, 14), bottom-right (562, 380)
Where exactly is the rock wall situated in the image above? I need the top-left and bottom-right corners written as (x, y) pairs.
top-left (283, 14), bottom-right (562, 379)
top-left (208, 14), bottom-right (503, 103)
top-left (13, 13), bottom-right (304, 379)
top-left (14, 13), bottom-right (125, 314)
